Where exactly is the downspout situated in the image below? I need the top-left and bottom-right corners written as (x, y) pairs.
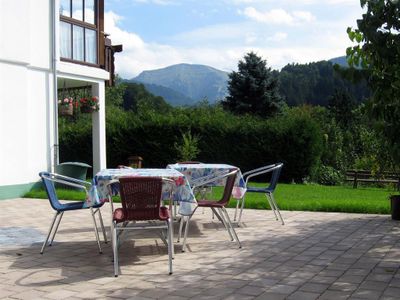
top-left (51, 0), bottom-right (59, 172)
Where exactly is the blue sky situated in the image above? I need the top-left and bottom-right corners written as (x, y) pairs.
top-left (105, 0), bottom-right (363, 79)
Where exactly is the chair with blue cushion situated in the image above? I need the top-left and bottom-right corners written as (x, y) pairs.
top-left (234, 163), bottom-right (284, 225)
top-left (39, 172), bottom-right (107, 254)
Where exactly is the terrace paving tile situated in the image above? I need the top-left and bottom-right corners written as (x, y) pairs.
top-left (1, 198), bottom-right (400, 300)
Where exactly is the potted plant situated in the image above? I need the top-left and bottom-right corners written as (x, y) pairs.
top-left (58, 97), bottom-right (74, 116)
top-left (79, 96), bottom-right (99, 113)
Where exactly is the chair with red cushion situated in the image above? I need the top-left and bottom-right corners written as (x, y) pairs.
top-left (179, 169), bottom-right (241, 252)
top-left (111, 176), bottom-right (174, 276)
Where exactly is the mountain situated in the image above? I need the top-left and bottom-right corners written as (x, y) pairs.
top-left (132, 63), bottom-right (229, 105)
top-left (131, 81), bottom-right (195, 106)
top-left (329, 56), bottom-right (348, 67)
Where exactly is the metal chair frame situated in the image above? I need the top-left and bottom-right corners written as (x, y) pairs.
top-left (177, 169), bottom-right (241, 252)
top-left (39, 172), bottom-right (107, 254)
top-left (111, 177), bottom-right (175, 276)
top-left (234, 163), bottom-right (284, 225)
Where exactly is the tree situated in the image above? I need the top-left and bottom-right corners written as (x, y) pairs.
top-left (347, 0), bottom-right (400, 163)
top-left (328, 89), bottom-right (357, 129)
top-left (222, 52), bottom-right (282, 117)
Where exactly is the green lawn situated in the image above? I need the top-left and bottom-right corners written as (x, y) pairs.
top-left (226, 183), bottom-right (393, 214)
top-left (25, 183), bottom-right (394, 214)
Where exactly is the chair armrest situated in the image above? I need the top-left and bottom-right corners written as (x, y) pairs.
top-left (191, 169), bottom-right (238, 191)
top-left (242, 164), bottom-right (276, 178)
top-left (244, 165), bottom-right (278, 186)
top-left (43, 173), bottom-right (91, 192)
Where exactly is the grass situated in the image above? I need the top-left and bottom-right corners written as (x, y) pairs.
top-left (24, 183), bottom-right (394, 215)
top-left (226, 183), bottom-right (393, 214)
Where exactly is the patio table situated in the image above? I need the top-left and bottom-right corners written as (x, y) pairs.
top-left (87, 168), bottom-right (197, 215)
top-left (166, 163), bottom-right (247, 200)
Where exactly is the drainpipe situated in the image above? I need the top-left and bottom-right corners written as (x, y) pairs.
top-left (51, 0), bottom-right (59, 172)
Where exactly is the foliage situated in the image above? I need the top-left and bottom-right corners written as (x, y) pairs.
top-left (59, 84), bottom-right (322, 181)
top-left (347, 0), bottom-right (400, 164)
top-left (328, 89), bottom-right (357, 128)
top-left (58, 97), bottom-right (74, 107)
top-left (222, 52), bottom-right (282, 117)
top-left (106, 80), bottom-right (125, 108)
top-left (278, 61), bottom-right (370, 107)
top-left (313, 165), bottom-right (344, 185)
top-left (123, 82), bottom-right (172, 114)
top-left (79, 96), bottom-right (99, 111)
top-left (174, 130), bottom-right (201, 162)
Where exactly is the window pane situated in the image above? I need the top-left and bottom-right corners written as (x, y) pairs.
top-left (85, 29), bottom-right (97, 64)
top-left (85, 0), bottom-right (95, 24)
top-left (60, 0), bottom-right (70, 17)
top-left (73, 25), bottom-right (84, 61)
top-left (72, 0), bottom-right (83, 21)
top-left (60, 22), bottom-right (72, 59)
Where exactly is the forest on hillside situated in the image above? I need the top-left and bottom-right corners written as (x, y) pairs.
top-left (276, 61), bottom-right (370, 107)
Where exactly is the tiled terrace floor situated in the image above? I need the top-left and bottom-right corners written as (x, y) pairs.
top-left (1, 199), bottom-right (400, 300)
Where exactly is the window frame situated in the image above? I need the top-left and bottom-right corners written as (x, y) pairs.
top-left (59, 0), bottom-right (100, 67)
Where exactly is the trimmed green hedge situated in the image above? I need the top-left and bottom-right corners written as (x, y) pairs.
top-left (59, 106), bottom-right (322, 182)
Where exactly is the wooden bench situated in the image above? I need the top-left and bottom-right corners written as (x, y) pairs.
top-left (346, 169), bottom-right (400, 190)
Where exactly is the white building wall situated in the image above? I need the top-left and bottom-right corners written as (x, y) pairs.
top-left (0, 0), bottom-right (53, 188)
top-left (0, 0), bottom-right (109, 196)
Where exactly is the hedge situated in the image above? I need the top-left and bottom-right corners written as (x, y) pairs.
top-left (59, 106), bottom-right (322, 182)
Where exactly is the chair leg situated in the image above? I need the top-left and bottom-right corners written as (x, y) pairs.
top-left (234, 199), bottom-right (240, 221)
top-left (90, 207), bottom-right (103, 254)
top-left (237, 194), bottom-right (247, 225)
top-left (266, 193), bottom-right (279, 221)
top-left (41, 211), bottom-right (60, 254)
top-left (182, 216), bottom-right (191, 252)
top-left (221, 207), bottom-right (242, 248)
top-left (269, 193), bottom-right (284, 225)
top-left (49, 211), bottom-right (64, 246)
top-left (159, 229), bottom-right (168, 246)
top-left (112, 221), bottom-right (119, 277)
top-left (170, 215), bottom-right (174, 258)
top-left (172, 201), bottom-right (178, 218)
top-left (212, 207), bottom-right (234, 241)
top-left (167, 218), bottom-right (173, 275)
top-left (177, 216), bottom-right (184, 243)
top-left (95, 208), bottom-right (108, 243)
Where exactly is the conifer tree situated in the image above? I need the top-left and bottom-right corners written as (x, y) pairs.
top-left (222, 52), bottom-right (282, 117)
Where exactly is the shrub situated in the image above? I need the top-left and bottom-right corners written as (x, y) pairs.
top-left (313, 165), bottom-right (343, 186)
top-left (59, 102), bottom-right (323, 181)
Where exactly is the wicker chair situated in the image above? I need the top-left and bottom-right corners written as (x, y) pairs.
top-left (112, 176), bottom-right (174, 276)
top-left (178, 169), bottom-right (241, 251)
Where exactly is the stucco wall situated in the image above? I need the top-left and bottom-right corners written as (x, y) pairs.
top-left (0, 0), bottom-right (53, 189)
top-left (0, 0), bottom-right (109, 197)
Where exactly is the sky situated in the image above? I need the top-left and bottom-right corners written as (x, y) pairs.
top-left (104, 0), bottom-right (364, 79)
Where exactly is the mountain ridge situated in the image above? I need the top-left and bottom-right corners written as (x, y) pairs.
top-left (131, 63), bottom-right (229, 105)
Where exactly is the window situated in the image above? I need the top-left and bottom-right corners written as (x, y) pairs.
top-left (59, 0), bottom-right (99, 65)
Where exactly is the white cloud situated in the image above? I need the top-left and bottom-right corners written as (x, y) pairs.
top-left (105, 10), bottom-right (353, 78)
top-left (132, 0), bottom-right (178, 5)
top-left (227, 0), bottom-right (357, 5)
top-left (242, 7), bottom-right (315, 25)
top-left (105, 11), bottom-right (183, 77)
top-left (292, 11), bottom-right (315, 23)
top-left (267, 32), bottom-right (288, 42)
